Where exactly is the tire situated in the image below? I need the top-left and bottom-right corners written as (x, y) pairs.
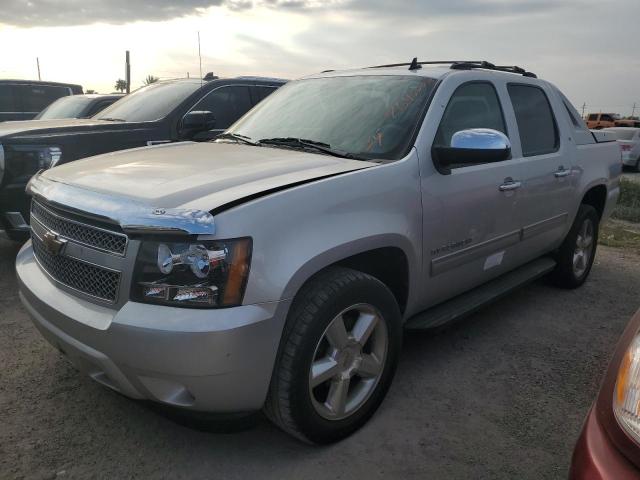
top-left (264, 266), bottom-right (402, 444)
top-left (635, 158), bottom-right (640, 173)
top-left (550, 204), bottom-right (599, 289)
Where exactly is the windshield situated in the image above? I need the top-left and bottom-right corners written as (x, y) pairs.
top-left (227, 75), bottom-right (438, 160)
top-left (95, 81), bottom-right (201, 122)
top-left (35, 96), bottom-right (91, 119)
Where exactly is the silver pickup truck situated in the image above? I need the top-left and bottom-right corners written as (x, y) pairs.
top-left (16, 60), bottom-right (621, 444)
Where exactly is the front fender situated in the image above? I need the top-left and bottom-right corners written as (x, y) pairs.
top-left (210, 150), bottom-right (424, 310)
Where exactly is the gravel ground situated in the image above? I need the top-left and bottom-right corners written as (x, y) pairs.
top-left (623, 170), bottom-right (640, 183)
top-left (1, 238), bottom-right (640, 480)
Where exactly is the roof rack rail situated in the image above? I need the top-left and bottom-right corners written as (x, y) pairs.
top-left (367, 58), bottom-right (537, 78)
top-left (368, 59), bottom-right (483, 69)
top-left (450, 61), bottom-right (537, 78)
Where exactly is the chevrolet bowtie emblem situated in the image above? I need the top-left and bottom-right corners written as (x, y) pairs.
top-left (42, 230), bottom-right (67, 255)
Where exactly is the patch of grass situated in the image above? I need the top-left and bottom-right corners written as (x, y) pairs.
top-left (612, 178), bottom-right (640, 222)
top-left (600, 221), bottom-right (640, 253)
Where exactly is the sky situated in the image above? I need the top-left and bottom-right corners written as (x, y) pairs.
top-left (0, 0), bottom-right (638, 116)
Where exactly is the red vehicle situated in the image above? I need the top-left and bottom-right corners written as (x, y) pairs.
top-left (570, 309), bottom-right (640, 478)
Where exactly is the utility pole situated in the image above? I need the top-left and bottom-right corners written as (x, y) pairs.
top-left (36, 57), bottom-right (41, 81)
top-left (198, 32), bottom-right (203, 86)
top-left (632, 102), bottom-right (637, 118)
top-left (581, 102), bottom-right (586, 118)
top-left (125, 50), bottom-right (131, 94)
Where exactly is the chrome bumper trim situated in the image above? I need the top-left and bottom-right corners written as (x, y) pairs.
top-left (27, 171), bottom-right (215, 236)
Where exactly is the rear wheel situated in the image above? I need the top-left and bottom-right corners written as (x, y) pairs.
top-left (550, 204), bottom-right (599, 289)
top-left (264, 267), bottom-right (402, 444)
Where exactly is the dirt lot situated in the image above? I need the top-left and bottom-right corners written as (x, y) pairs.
top-left (1, 237), bottom-right (639, 480)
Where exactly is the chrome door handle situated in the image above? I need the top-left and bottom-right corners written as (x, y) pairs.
top-left (554, 167), bottom-right (571, 178)
top-left (499, 180), bottom-right (522, 191)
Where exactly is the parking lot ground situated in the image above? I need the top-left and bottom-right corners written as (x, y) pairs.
top-left (624, 171), bottom-right (640, 183)
top-left (2, 238), bottom-right (640, 480)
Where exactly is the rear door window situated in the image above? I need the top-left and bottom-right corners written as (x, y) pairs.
top-left (250, 86), bottom-right (278, 105)
top-left (14, 84), bottom-right (71, 112)
top-left (0, 85), bottom-right (16, 111)
top-left (190, 85), bottom-right (252, 129)
top-left (507, 84), bottom-right (559, 157)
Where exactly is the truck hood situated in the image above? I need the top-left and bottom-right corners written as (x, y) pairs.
top-left (0, 118), bottom-right (138, 139)
top-left (42, 141), bottom-right (375, 212)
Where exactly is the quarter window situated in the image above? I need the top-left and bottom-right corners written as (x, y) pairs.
top-left (507, 84), bottom-right (559, 157)
top-left (434, 82), bottom-right (507, 149)
top-left (190, 86), bottom-right (252, 130)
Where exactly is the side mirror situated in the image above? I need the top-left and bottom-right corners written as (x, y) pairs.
top-left (181, 110), bottom-right (216, 136)
top-left (432, 128), bottom-right (511, 174)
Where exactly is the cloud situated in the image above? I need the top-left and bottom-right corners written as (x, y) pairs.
top-left (0, 0), bottom-right (578, 27)
top-left (0, 0), bottom-right (225, 27)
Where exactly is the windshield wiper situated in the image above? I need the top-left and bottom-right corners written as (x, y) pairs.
top-left (99, 117), bottom-right (126, 122)
top-left (215, 132), bottom-right (259, 146)
top-left (257, 137), bottom-right (363, 160)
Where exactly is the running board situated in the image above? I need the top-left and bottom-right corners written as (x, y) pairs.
top-left (404, 256), bottom-right (557, 331)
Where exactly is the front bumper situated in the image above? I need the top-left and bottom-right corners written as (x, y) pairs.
top-left (570, 407), bottom-right (639, 479)
top-left (16, 241), bottom-right (289, 413)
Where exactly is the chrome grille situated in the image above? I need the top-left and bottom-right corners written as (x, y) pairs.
top-left (31, 233), bottom-right (121, 302)
top-left (31, 200), bottom-right (127, 256)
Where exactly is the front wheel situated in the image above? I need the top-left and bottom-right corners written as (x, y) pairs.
top-left (550, 204), bottom-right (599, 289)
top-left (264, 267), bottom-right (402, 444)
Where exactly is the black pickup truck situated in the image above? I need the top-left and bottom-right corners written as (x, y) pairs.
top-left (0, 76), bottom-right (286, 240)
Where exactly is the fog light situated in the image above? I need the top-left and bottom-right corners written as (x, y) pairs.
top-left (172, 286), bottom-right (218, 304)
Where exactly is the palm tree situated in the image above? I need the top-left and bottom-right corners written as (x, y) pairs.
top-left (114, 79), bottom-right (127, 93)
top-left (143, 75), bottom-right (159, 86)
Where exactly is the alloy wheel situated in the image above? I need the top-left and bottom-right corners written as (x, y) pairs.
top-left (573, 217), bottom-right (595, 278)
top-left (308, 303), bottom-right (388, 421)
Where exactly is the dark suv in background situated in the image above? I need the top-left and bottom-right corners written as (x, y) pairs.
top-left (0, 75), bottom-right (286, 240)
top-left (0, 80), bottom-right (83, 122)
top-left (35, 94), bottom-right (123, 120)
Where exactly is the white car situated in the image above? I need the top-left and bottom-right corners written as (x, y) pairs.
top-left (604, 127), bottom-right (640, 171)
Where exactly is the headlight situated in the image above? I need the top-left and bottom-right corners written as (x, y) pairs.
top-left (131, 238), bottom-right (252, 308)
top-left (614, 333), bottom-right (640, 442)
top-left (5, 144), bottom-right (62, 182)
